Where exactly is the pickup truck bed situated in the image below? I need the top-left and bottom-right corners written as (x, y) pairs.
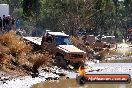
top-left (23, 37), bottom-right (42, 45)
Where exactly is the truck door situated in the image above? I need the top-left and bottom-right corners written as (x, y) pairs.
top-left (41, 35), bottom-right (56, 54)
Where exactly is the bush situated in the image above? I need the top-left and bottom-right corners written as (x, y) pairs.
top-left (0, 31), bottom-right (32, 55)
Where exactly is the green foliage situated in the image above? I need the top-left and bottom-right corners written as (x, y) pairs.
top-left (1, 0), bottom-right (132, 38)
top-left (0, 0), bottom-right (23, 14)
top-left (12, 8), bottom-right (23, 18)
top-left (23, 0), bottom-right (41, 21)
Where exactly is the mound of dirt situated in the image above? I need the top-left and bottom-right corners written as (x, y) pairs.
top-left (0, 31), bottom-right (51, 76)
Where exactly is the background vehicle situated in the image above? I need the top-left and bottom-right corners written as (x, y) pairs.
top-left (0, 4), bottom-right (9, 18)
top-left (81, 34), bottom-right (111, 60)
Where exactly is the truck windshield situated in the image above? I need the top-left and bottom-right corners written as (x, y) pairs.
top-left (55, 36), bottom-right (72, 45)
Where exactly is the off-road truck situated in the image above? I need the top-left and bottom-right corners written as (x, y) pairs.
top-left (41, 32), bottom-right (86, 68)
top-left (23, 31), bottom-right (86, 68)
top-left (81, 35), bottom-right (110, 60)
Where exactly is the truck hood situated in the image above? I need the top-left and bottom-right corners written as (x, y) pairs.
top-left (57, 45), bottom-right (86, 53)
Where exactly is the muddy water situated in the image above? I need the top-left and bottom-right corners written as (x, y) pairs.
top-left (32, 63), bottom-right (132, 88)
top-left (32, 78), bottom-right (132, 88)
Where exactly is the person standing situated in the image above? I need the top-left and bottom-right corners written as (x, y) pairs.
top-left (11, 17), bottom-right (15, 30)
top-left (0, 17), bottom-right (2, 30)
top-left (15, 18), bottom-right (20, 30)
top-left (6, 15), bottom-right (11, 31)
top-left (3, 15), bottom-right (6, 30)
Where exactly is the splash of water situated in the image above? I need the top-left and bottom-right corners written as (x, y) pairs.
top-left (123, 39), bottom-right (125, 43)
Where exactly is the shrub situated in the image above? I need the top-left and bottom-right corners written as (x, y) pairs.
top-left (0, 31), bottom-right (32, 56)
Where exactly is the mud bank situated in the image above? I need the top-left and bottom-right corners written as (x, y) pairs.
top-left (32, 63), bottom-right (132, 88)
top-left (0, 65), bottom-right (76, 88)
top-left (0, 66), bottom-right (61, 88)
top-left (1, 63), bottom-right (132, 88)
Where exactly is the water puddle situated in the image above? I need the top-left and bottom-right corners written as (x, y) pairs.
top-left (119, 84), bottom-right (126, 88)
top-left (32, 79), bottom-right (132, 88)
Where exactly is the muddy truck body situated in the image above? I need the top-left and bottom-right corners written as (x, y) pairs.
top-left (82, 35), bottom-right (113, 49)
top-left (23, 32), bottom-right (86, 68)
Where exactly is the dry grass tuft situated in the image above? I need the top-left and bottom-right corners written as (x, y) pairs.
top-left (30, 52), bottom-right (52, 73)
top-left (0, 31), bottom-right (32, 55)
top-left (0, 31), bottom-right (51, 75)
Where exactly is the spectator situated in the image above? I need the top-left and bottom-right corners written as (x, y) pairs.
top-left (6, 15), bottom-right (11, 31)
top-left (0, 17), bottom-right (2, 30)
top-left (11, 17), bottom-right (15, 30)
top-left (3, 15), bottom-right (6, 29)
top-left (15, 18), bottom-right (20, 30)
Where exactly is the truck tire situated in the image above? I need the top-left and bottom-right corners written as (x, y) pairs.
top-left (95, 55), bottom-right (103, 61)
top-left (73, 62), bottom-right (83, 69)
top-left (76, 76), bottom-right (86, 85)
top-left (55, 55), bottom-right (67, 68)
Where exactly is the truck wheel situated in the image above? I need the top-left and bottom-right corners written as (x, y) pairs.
top-left (76, 76), bottom-right (86, 85)
top-left (95, 55), bottom-right (102, 61)
top-left (55, 55), bottom-right (67, 68)
top-left (73, 62), bottom-right (83, 69)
